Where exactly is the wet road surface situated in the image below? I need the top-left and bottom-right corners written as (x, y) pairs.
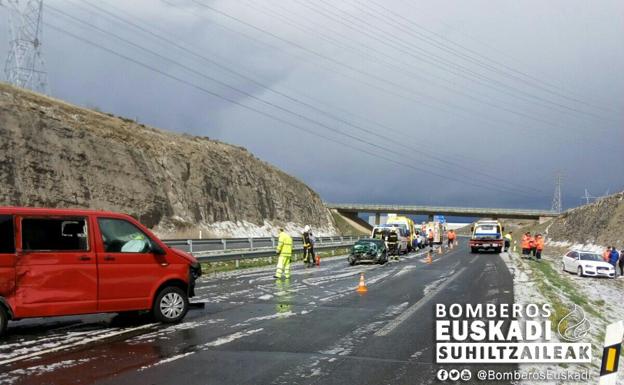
top-left (0, 240), bottom-right (515, 385)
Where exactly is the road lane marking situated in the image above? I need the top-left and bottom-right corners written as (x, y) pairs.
top-left (374, 267), bottom-right (467, 337)
top-left (201, 328), bottom-right (263, 347)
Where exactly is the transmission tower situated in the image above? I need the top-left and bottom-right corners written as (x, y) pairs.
top-left (551, 173), bottom-right (562, 213)
top-left (2, 0), bottom-right (49, 93)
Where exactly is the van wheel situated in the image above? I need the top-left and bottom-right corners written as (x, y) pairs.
top-left (153, 286), bottom-right (189, 323)
top-left (0, 306), bottom-right (8, 338)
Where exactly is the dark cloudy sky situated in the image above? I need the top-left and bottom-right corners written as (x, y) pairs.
top-left (2, 0), bottom-right (623, 210)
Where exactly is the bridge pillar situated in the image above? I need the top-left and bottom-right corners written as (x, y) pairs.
top-left (375, 212), bottom-right (381, 225)
top-left (538, 216), bottom-right (552, 224)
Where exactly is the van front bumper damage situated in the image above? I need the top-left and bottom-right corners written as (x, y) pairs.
top-left (189, 262), bottom-right (202, 298)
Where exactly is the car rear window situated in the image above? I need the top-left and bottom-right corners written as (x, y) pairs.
top-left (22, 218), bottom-right (89, 251)
top-left (0, 215), bottom-right (15, 253)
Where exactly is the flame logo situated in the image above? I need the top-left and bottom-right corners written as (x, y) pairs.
top-left (557, 304), bottom-right (591, 342)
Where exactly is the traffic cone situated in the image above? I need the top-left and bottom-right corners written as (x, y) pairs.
top-left (356, 273), bottom-right (368, 293)
top-left (438, 246), bottom-right (443, 254)
top-left (315, 254), bottom-right (320, 266)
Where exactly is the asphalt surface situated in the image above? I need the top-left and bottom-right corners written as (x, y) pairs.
top-left (0, 240), bottom-right (515, 385)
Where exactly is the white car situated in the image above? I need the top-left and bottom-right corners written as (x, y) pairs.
top-left (562, 250), bottom-right (615, 278)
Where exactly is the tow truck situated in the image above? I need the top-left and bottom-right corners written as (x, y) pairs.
top-left (469, 219), bottom-right (504, 253)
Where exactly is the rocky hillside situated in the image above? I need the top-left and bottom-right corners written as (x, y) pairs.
top-left (0, 83), bottom-right (336, 237)
top-left (545, 191), bottom-right (624, 248)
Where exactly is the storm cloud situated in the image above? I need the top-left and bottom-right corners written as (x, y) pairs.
top-left (1, 0), bottom-right (622, 210)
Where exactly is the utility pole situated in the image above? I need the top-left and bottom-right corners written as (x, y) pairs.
top-left (3, 0), bottom-right (49, 94)
top-left (551, 172), bottom-right (562, 213)
top-left (581, 189), bottom-right (595, 205)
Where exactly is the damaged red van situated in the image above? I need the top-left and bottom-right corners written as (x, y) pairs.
top-left (0, 207), bottom-right (202, 336)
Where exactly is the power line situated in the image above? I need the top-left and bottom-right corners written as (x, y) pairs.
top-left (392, 0), bottom-right (624, 116)
top-left (69, 0), bottom-right (546, 195)
top-left (358, 0), bottom-right (622, 119)
top-left (43, 20), bottom-right (543, 198)
top-left (190, 0), bottom-right (573, 132)
top-left (302, 0), bottom-right (614, 126)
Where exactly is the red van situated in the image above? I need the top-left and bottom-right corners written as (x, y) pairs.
top-left (0, 207), bottom-right (201, 336)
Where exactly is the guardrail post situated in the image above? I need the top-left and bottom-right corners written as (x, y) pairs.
top-left (235, 259), bottom-right (239, 268)
top-left (271, 237), bottom-right (275, 247)
top-left (222, 239), bottom-right (227, 251)
top-left (249, 237), bottom-right (253, 250)
top-left (187, 239), bottom-right (193, 254)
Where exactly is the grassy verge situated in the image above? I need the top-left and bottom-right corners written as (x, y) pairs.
top-left (199, 247), bottom-right (352, 275)
top-left (331, 211), bottom-right (370, 236)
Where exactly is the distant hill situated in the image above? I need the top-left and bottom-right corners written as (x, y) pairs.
top-left (0, 83), bottom-right (337, 237)
top-left (546, 191), bottom-right (624, 248)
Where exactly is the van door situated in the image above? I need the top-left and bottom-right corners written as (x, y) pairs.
top-left (95, 217), bottom-right (167, 312)
top-left (0, 215), bottom-right (16, 308)
top-left (16, 216), bottom-right (97, 317)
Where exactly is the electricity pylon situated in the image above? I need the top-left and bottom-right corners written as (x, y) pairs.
top-left (3, 0), bottom-right (49, 94)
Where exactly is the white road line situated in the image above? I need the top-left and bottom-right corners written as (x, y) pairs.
top-left (374, 267), bottom-right (467, 337)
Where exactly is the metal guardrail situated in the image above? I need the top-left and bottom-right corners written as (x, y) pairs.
top-left (162, 236), bottom-right (366, 263)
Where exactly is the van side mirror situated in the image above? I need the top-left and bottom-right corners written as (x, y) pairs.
top-left (151, 243), bottom-right (166, 256)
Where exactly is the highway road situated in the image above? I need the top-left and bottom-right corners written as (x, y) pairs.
top-left (0, 240), bottom-right (515, 385)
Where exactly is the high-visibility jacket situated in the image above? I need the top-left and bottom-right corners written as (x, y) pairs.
top-left (603, 250), bottom-right (611, 262)
top-left (521, 235), bottom-right (530, 249)
top-left (535, 237), bottom-right (545, 250)
top-left (528, 236), bottom-right (535, 248)
top-left (427, 230), bottom-right (434, 240)
top-left (277, 232), bottom-right (293, 257)
top-left (504, 233), bottom-right (512, 241)
top-left (302, 232), bottom-right (312, 249)
top-left (448, 231), bottom-right (456, 240)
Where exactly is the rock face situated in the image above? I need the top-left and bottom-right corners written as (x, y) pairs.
top-left (0, 83), bottom-right (336, 237)
top-left (546, 191), bottom-right (624, 248)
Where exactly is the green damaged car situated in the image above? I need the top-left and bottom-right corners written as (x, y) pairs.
top-left (348, 239), bottom-right (388, 266)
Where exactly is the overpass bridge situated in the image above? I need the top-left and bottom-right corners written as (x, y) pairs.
top-left (327, 203), bottom-right (559, 225)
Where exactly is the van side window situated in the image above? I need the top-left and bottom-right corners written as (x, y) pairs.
top-left (98, 218), bottom-right (154, 253)
top-left (22, 218), bottom-right (88, 251)
top-left (0, 215), bottom-right (15, 253)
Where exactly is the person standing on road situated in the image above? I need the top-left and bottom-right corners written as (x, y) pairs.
top-left (446, 230), bottom-right (455, 248)
top-left (302, 225), bottom-right (314, 268)
top-left (521, 232), bottom-right (531, 259)
top-left (608, 247), bottom-right (619, 269)
top-left (603, 247), bottom-right (612, 262)
top-left (504, 232), bottom-right (513, 252)
top-left (534, 234), bottom-right (544, 261)
top-left (529, 234), bottom-right (537, 259)
top-left (274, 228), bottom-right (293, 279)
top-left (619, 249), bottom-right (624, 277)
top-left (427, 229), bottom-right (434, 249)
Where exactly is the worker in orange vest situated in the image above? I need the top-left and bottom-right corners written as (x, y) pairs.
top-left (521, 232), bottom-right (531, 258)
top-left (603, 247), bottom-right (612, 262)
top-left (446, 230), bottom-right (455, 248)
top-left (529, 234), bottom-right (537, 259)
top-left (534, 234), bottom-right (545, 261)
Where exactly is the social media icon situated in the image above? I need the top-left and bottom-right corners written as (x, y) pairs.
top-left (449, 369), bottom-right (460, 381)
top-left (437, 369), bottom-right (449, 381)
top-left (460, 369), bottom-right (472, 381)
